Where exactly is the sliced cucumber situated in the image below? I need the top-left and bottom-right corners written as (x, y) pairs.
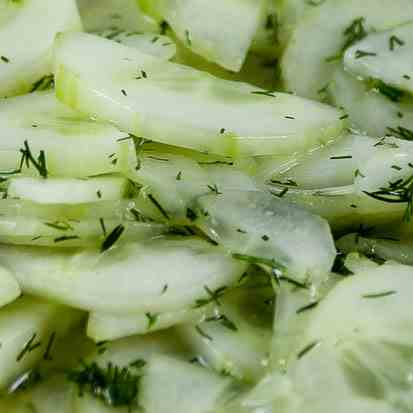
top-left (0, 267), bottom-right (20, 309)
top-left (352, 135), bottom-right (413, 193)
top-left (0, 237), bottom-right (246, 314)
top-left (0, 296), bottom-right (82, 389)
top-left (130, 152), bottom-right (212, 223)
top-left (141, 355), bottom-right (233, 413)
top-left (329, 67), bottom-right (413, 137)
top-left (259, 133), bottom-right (356, 188)
top-left (77, 0), bottom-right (159, 33)
top-left (0, 216), bottom-right (166, 248)
top-left (54, 32), bottom-right (345, 157)
top-left (87, 304), bottom-right (215, 342)
top-left (7, 176), bottom-right (128, 204)
top-left (343, 252), bottom-right (379, 274)
top-left (195, 190), bottom-right (336, 287)
top-left (0, 0), bottom-right (81, 98)
top-left (337, 233), bottom-right (413, 266)
top-left (281, 0), bottom-right (413, 99)
top-left (139, 0), bottom-right (266, 71)
top-left (344, 22), bottom-right (413, 94)
top-left (0, 91), bottom-right (129, 178)
top-left (178, 285), bottom-right (273, 381)
top-left (99, 31), bottom-right (176, 60)
top-left (278, 185), bottom-right (405, 232)
top-left (8, 373), bottom-right (74, 413)
top-left (277, 0), bottom-right (314, 44)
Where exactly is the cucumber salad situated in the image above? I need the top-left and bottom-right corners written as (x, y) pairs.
top-left (1, 0), bottom-right (413, 412)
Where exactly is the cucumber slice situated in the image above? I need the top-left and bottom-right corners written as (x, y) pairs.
top-left (337, 233), bottom-right (413, 266)
top-left (329, 67), bottom-right (413, 137)
top-left (344, 22), bottom-right (413, 94)
top-left (343, 252), bottom-right (379, 274)
top-left (99, 31), bottom-right (176, 60)
top-left (77, 0), bottom-right (159, 33)
top-left (352, 135), bottom-right (413, 193)
top-left (8, 373), bottom-right (74, 413)
top-left (0, 91), bottom-right (129, 178)
top-left (140, 355), bottom-right (233, 413)
top-left (87, 304), bottom-right (215, 342)
top-left (278, 185), bottom-right (405, 232)
top-left (178, 285), bottom-right (273, 381)
top-left (7, 176), bottom-right (128, 204)
top-left (139, 0), bottom-right (266, 71)
top-left (260, 133), bottom-right (356, 188)
top-left (195, 190), bottom-right (336, 287)
top-left (0, 296), bottom-right (82, 389)
top-left (0, 237), bottom-right (246, 314)
top-left (0, 216), bottom-right (166, 248)
top-left (281, 0), bottom-right (413, 99)
top-left (0, 0), bottom-right (81, 98)
top-left (0, 267), bottom-right (20, 309)
top-left (277, 0), bottom-right (314, 44)
top-left (74, 393), bottom-right (133, 413)
top-left (54, 32), bottom-right (345, 157)
top-left (130, 152), bottom-right (212, 223)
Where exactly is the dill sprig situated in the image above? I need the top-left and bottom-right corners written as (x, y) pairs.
top-left (101, 224), bottom-right (125, 252)
top-left (67, 361), bottom-right (141, 408)
top-left (14, 140), bottom-right (48, 178)
top-left (386, 126), bottom-right (413, 141)
top-left (326, 17), bottom-right (368, 62)
top-left (194, 285), bottom-right (227, 308)
top-left (363, 174), bottom-right (413, 222)
top-left (367, 79), bottom-right (405, 102)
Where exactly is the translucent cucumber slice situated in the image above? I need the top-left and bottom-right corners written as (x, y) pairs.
top-left (0, 216), bottom-right (166, 248)
top-left (352, 135), bottom-right (413, 193)
top-left (7, 176), bottom-right (128, 204)
top-left (329, 66), bottom-right (413, 137)
top-left (140, 355), bottom-right (233, 413)
top-left (178, 285), bottom-right (273, 381)
top-left (77, 0), bottom-right (159, 33)
top-left (139, 0), bottom-right (266, 71)
top-left (54, 32), bottom-right (344, 157)
top-left (130, 152), bottom-right (212, 223)
top-left (0, 91), bottom-right (129, 178)
top-left (337, 233), bottom-right (413, 266)
top-left (282, 0), bottom-right (413, 99)
top-left (195, 190), bottom-right (336, 287)
top-left (343, 252), bottom-right (379, 274)
top-left (8, 374), bottom-right (74, 413)
top-left (344, 22), bottom-right (413, 94)
top-left (0, 267), bottom-right (20, 308)
top-left (277, 185), bottom-right (405, 232)
top-left (0, 296), bottom-right (82, 389)
top-left (87, 304), bottom-right (215, 342)
top-left (99, 31), bottom-right (176, 60)
top-left (0, 237), bottom-right (246, 314)
top-left (0, 0), bottom-right (81, 97)
top-left (259, 133), bottom-right (356, 188)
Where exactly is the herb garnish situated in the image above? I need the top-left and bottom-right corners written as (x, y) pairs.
top-left (362, 290), bottom-right (397, 299)
top-left (101, 224), bottom-right (125, 252)
top-left (67, 361), bottom-right (140, 408)
top-left (363, 174), bottom-right (413, 222)
top-left (17, 333), bottom-right (42, 362)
